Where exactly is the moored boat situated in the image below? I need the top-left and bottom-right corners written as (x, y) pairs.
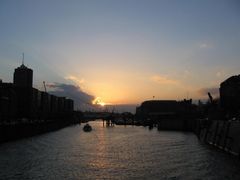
top-left (83, 124), bottom-right (92, 132)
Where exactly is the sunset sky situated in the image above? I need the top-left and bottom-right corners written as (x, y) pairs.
top-left (0, 0), bottom-right (240, 109)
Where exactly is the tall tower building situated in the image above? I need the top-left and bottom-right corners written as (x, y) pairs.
top-left (13, 56), bottom-right (33, 118)
top-left (13, 63), bottom-right (33, 88)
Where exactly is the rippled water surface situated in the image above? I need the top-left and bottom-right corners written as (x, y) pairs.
top-left (0, 120), bottom-right (240, 180)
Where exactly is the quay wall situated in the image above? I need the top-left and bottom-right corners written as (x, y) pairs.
top-left (0, 112), bottom-right (82, 143)
top-left (198, 119), bottom-right (240, 156)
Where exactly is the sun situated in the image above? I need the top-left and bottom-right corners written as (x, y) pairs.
top-left (99, 102), bottom-right (105, 106)
top-left (92, 97), bottom-right (106, 106)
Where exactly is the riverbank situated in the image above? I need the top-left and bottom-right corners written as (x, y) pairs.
top-left (0, 118), bottom-right (81, 143)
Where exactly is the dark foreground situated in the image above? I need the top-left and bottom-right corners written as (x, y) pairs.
top-left (0, 120), bottom-right (240, 180)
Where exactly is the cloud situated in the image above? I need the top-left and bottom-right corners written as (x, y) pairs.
top-left (64, 75), bottom-right (85, 85)
top-left (216, 70), bottom-right (226, 78)
top-left (151, 75), bottom-right (179, 85)
top-left (183, 70), bottom-right (191, 78)
top-left (47, 83), bottom-right (95, 110)
top-left (199, 43), bottom-right (213, 49)
top-left (198, 87), bottom-right (219, 97)
top-left (216, 72), bottom-right (222, 78)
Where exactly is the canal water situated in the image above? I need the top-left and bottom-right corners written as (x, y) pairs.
top-left (0, 120), bottom-right (240, 180)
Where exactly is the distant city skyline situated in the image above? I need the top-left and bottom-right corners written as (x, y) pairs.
top-left (0, 0), bottom-right (240, 108)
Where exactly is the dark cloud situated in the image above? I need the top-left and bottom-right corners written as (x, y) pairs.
top-left (198, 87), bottom-right (219, 97)
top-left (47, 83), bottom-right (95, 110)
top-left (46, 83), bottom-right (137, 113)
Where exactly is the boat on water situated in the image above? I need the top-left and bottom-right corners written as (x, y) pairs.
top-left (83, 124), bottom-right (92, 132)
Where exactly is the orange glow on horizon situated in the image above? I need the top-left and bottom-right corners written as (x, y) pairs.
top-left (68, 70), bottom-right (209, 105)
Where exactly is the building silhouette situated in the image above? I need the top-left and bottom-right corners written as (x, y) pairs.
top-left (220, 75), bottom-right (240, 116)
top-left (12, 63), bottom-right (33, 118)
top-left (136, 99), bottom-right (194, 122)
top-left (13, 63), bottom-right (33, 88)
top-left (0, 61), bottom-right (74, 122)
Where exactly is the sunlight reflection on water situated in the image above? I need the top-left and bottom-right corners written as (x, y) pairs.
top-left (0, 120), bottom-right (240, 180)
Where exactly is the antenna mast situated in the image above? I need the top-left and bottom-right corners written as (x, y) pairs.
top-left (22, 53), bottom-right (24, 65)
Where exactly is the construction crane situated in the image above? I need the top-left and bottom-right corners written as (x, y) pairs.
top-left (208, 92), bottom-right (213, 104)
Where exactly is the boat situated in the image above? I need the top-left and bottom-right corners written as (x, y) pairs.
top-left (83, 123), bottom-right (92, 132)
